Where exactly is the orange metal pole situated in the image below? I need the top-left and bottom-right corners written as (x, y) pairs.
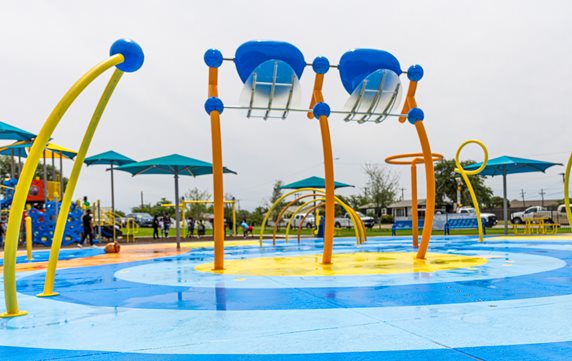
top-left (414, 121), bottom-right (435, 259)
top-left (398, 82), bottom-right (418, 123)
top-left (319, 114), bottom-right (335, 264)
top-left (411, 163), bottom-right (418, 248)
top-left (208, 66), bottom-right (225, 270)
top-left (307, 74), bottom-right (325, 118)
top-left (307, 71), bottom-right (335, 264)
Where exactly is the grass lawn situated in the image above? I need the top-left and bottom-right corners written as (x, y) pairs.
top-left (123, 224), bottom-right (572, 239)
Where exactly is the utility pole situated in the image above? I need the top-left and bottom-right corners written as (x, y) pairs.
top-left (521, 189), bottom-right (526, 207)
top-left (400, 187), bottom-right (405, 201)
top-left (560, 173), bottom-right (566, 184)
top-left (539, 188), bottom-right (546, 207)
top-left (140, 191), bottom-right (144, 208)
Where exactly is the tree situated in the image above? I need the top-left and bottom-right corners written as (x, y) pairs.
top-left (344, 194), bottom-right (368, 211)
top-left (131, 198), bottom-right (174, 217)
top-left (249, 206), bottom-right (267, 226)
top-left (336, 194), bottom-right (366, 217)
top-left (0, 155), bottom-right (68, 185)
top-left (267, 180), bottom-right (285, 223)
top-left (434, 159), bottom-right (494, 208)
top-left (363, 163), bottom-right (399, 217)
top-left (487, 196), bottom-right (508, 209)
top-left (185, 187), bottom-right (213, 220)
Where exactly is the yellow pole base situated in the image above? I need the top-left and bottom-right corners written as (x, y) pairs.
top-left (0, 310), bottom-right (28, 318)
top-left (36, 292), bottom-right (60, 297)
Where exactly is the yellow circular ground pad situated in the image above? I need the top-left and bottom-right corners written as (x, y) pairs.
top-left (195, 252), bottom-right (487, 277)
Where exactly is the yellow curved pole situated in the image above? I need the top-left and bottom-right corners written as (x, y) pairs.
top-left (334, 200), bottom-right (365, 244)
top-left (38, 69), bottom-right (124, 297)
top-left (293, 198), bottom-right (365, 244)
top-left (25, 216), bottom-right (32, 261)
top-left (454, 139), bottom-right (489, 243)
top-left (564, 152), bottom-right (572, 227)
top-left (286, 197), bottom-right (364, 244)
top-left (271, 193), bottom-right (323, 245)
top-left (259, 187), bottom-right (330, 245)
top-left (1, 54), bottom-right (124, 318)
top-left (297, 203), bottom-right (325, 242)
top-left (286, 199), bottom-right (325, 243)
top-left (260, 188), bottom-right (365, 246)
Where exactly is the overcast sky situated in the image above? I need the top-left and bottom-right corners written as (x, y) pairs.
top-left (1, 0), bottom-right (570, 212)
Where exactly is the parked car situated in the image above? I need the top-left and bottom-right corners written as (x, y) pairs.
top-left (334, 212), bottom-right (375, 229)
top-left (291, 214), bottom-right (315, 228)
top-left (556, 204), bottom-right (571, 225)
top-left (457, 206), bottom-right (497, 228)
top-left (511, 206), bottom-right (552, 224)
top-left (511, 205), bottom-right (571, 225)
top-left (125, 212), bottom-right (154, 227)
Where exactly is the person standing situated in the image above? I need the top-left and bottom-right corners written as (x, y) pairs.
top-left (162, 214), bottom-right (171, 238)
top-left (187, 217), bottom-right (195, 238)
top-left (241, 219), bottom-right (249, 239)
top-left (80, 209), bottom-right (95, 247)
top-left (82, 196), bottom-right (91, 212)
top-left (152, 215), bottom-right (160, 239)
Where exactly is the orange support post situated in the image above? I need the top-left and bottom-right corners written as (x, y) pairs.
top-left (319, 114), bottom-right (335, 264)
top-left (207, 65), bottom-right (225, 270)
top-left (385, 153), bottom-right (442, 250)
top-left (307, 72), bottom-right (335, 264)
top-left (411, 163), bottom-right (418, 247)
top-left (396, 73), bottom-right (437, 259)
top-left (414, 121), bottom-right (435, 259)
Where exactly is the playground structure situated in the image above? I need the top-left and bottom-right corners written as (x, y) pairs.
top-left (1, 39), bottom-right (144, 318)
top-left (28, 201), bottom-right (83, 246)
top-left (204, 41), bottom-right (436, 270)
top-left (259, 187), bottom-right (366, 245)
top-left (385, 152), bottom-right (443, 247)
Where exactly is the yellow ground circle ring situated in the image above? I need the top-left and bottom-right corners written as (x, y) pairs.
top-left (455, 140), bottom-right (489, 175)
top-left (385, 153), bottom-right (443, 165)
top-left (196, 252), bottom-right (487, 277)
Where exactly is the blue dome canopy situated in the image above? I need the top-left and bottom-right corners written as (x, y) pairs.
top-left (338, 49), bottom-right (402, 94)
top-left (234, 41), bottom-right (306, 83)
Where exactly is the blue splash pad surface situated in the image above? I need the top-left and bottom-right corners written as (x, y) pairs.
top-left (2, 236), bottom-right (572, 360)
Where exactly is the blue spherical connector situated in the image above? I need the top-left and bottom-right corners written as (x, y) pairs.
top-left (204, 49), bottom-right (223, 68)
top-left (313, 102), bottom-right (331, 118)
top-left (204, 97), bottom-right (224, 114)
top-left (407, 65), bottom-right (424, 82)
top-left (312, 56), bottom-right (330, 74)
top-left (109, 39), bottom-right (144, 73)
top-left (407, 107), bottom-right (424, 124)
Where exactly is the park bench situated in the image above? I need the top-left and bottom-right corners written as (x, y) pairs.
top-left (444, 218), bottom-right (486, 235)
top-left (392, 220), bottom-right (425, 236)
